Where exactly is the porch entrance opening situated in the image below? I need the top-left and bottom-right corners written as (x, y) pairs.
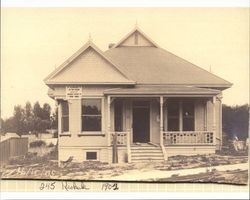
top-left (132, 101), bottom-right (150, 143)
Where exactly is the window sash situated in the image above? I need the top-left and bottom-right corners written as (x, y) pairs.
top-left (82, 99), bottom-right (101, 115)
top-left (61, 116), bottom-right (69, 132)
top-left (61, 101), bottom-right (69, 132)
top-left (167, 100), bottom-right (195, 131)
top-left (82, 116), bottom-right (101, 131)
top-left (81, 99), bottom-right (102, 132)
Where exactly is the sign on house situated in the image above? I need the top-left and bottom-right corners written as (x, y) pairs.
top-left (66, 86), bottom-right (82, 99)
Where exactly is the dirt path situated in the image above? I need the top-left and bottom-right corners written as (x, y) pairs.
top-left (105, 162), bottom-right (248, 181)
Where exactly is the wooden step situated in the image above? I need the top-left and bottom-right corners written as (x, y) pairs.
top-left (131, 157), bottom-right (164, 162)
top-left (130, 144), bottom-right (164, 162)
top-left (131, 153), bottom-right (163, 157)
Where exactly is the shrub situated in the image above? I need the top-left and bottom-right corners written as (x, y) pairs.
top-left (29, 140), bottom-right (46, 148)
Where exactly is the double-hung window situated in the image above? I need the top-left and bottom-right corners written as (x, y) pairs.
top-left (167, 99), bottom-right (195, 131)
top-left (61, 101), bottom-right (69, 132)
top-left (167, 100), bottom-right (179, 131)
top-left (81, 99), bottom-right (102, 132)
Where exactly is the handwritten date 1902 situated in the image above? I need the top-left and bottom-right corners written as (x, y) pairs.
top-left (101, 183), bottom-right (119, 191)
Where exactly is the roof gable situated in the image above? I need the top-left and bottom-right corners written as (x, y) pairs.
top-left (44, 41), bottom-right (135, 85)
top-left (113, 27), bottom-right (159, 48)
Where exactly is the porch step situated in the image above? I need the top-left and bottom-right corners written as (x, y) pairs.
top-left (130, 144), bottom-right (164, 162)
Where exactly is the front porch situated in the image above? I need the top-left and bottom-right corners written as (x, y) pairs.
top-left (105, 86), bottom-right (221, 162)
top-left (110, 130), bottom-right (216, 162)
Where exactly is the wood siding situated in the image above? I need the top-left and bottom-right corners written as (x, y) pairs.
top-left (49, 48), bottom-right (130, 83)
top-left (120, 31), bottom-right (155, 47)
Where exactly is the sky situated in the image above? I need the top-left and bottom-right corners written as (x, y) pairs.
top-left (1, 8), bottom-right (249, 119)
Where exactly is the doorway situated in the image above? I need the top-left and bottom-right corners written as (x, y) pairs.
top-left (132, 101), bottom-right (150, 143)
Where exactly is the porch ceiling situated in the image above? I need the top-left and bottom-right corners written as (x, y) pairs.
top-left (103, 85), bottom-right (221, 96)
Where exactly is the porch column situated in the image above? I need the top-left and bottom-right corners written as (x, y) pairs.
top-left (179, 101), bottom-right (183, 131)
top-left (212, 96), bottom-right (216, 144)
top-left (57, 100), bottom-right (61, 166)
top-left (204, 100), bottom-right (207, 131)
top-left (58, 100), bottom-right (62, 135)
top-left (107, 96), bottom-right (111, 146)
top-left (160, 96), bottom-right (164, 146)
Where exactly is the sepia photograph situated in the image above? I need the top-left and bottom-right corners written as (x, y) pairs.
top-left (1, 7), bottom-right (249, 186)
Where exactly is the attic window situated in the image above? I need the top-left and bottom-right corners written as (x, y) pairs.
top-left (86, 152), bottom-right (97, 160)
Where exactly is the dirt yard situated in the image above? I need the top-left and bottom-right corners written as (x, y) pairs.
top-left (0, 148), bottom-right (248, 184)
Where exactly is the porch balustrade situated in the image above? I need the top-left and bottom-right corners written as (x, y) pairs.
top-left (111, 131), bottom-right (129, 145)
top-left (163, 131), bottom-right (215, 145)
top-left (111, 130), bottom-right (131, 163)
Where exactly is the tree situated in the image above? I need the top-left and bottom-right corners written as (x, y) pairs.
top-left (222, 104), bottom-right (249, 140)
top-left (1, 101), bottom-right (57, 134)
top-left (42, 103), bottom-right (51, 120)
top-left (33, 102), bottom-right (43, 119)
top-left (51, 107), bottom-right (58, 129)
top-left (24, 101), bottom-right (32, 118)
top-left (13, 105), bottom-right (25, 135)
top-left (23, 101), bottom-right (34, 133)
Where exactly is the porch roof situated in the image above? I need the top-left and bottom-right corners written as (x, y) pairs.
top-left (103, 85), bottom-right (221, 96)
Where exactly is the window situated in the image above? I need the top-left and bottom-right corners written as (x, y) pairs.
top-left (183, 101), bottom-right (194, 131)
top-left (61, 101), bottom-right (69, 132)
top-left (81, 99), bottom-right (102, 131)
top-left (86, 152), bottom-right (97, 160)
top-left (167, 100), bottom-right (179, 131)
top-left (114, 100), bottom-right (123, 131)
top-left (167, 99), bottom-right (195, 131)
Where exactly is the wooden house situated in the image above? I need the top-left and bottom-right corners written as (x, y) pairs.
top-left (44, 26), bottom-right (232, 163)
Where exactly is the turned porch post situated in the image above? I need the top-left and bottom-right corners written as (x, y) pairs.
top-left (107, 96), bottom-right (111, 146)
top-left (160, 96), bottom-right (164, 146)
top-left (57, 100), bottom-right (61, 167)
top-left (212, 96), bottom-right (216, 145)
top-left (179, 101), bottom-right (183, 132)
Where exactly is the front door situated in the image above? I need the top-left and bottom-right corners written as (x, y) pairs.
top-left (132, 101), bottom-right (150, 143)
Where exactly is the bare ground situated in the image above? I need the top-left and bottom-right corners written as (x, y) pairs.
top-left (0, 150), bottom-right (248, 184)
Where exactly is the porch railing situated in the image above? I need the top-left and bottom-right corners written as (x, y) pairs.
top-left (163, 131), bottom-right (215, 145)
top-left (111, 130), bottom-right (131, 163)
top-left (111, 131), bottom-right (129, 145)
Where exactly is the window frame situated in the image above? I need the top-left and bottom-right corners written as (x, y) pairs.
top-left (61, 100), bottom-right (69, 134)
top-left (166, 99), bottom-right (195, 132)
top-left (80, 97), bottom-right (104, 134)
top-left (167, 100), bottom-right (180, 131)
top-left (86, 152), bottom-right (97, 160)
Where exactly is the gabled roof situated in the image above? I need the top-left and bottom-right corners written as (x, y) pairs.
top-left (45, 26), bottom-right (232, 90)
top-left (112, 26), bottom-right (159, 48)
top-left (105, 47), bottom-right (232, 89)
top-left (44, 40), bottom-right (135, 85)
